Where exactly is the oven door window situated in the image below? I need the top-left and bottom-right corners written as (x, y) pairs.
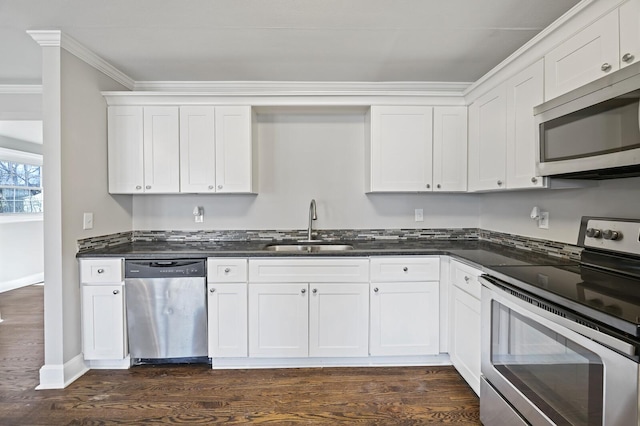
top-left (491, 300), bottom-right (603, 425)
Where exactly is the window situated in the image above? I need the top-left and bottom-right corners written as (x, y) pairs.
top-left (0, 148), bottom-right (43, 215)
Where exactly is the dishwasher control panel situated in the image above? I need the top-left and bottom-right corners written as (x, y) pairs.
top-left (124, 260), bottom-right (205, 278)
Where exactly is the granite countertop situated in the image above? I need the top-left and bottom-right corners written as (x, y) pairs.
top-left (77, 239), bottom-right (578, 268)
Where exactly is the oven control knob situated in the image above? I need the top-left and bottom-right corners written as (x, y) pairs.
top-left (586, 228), bottom-right (602, 238)
top-left (602, 229), bottom-right (622, 241)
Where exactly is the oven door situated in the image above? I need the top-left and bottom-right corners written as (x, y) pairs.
top-left (480, 277), bottom-right (639, 426)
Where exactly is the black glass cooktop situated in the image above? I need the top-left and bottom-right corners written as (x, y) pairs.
top-left (488, 264), bottom-right (640, 338)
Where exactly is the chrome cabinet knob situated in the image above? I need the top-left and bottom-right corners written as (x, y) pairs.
top-left (224, 268), bottom-right (231, 273)
top-left (586, 228), bottom-right (602, 239)
top-left (112, 289), bottom-right (119, 295)
top-left (622, 53), bottom-right (634, 63)
top-left (301, 288), bottom-right (306, 294)
top-left (217, 185), bottom-right (223, 189)
top-left (209, 288), bottom-right (215, 293)
top-left (312, 288), bottom-right (317, 294)
top-left (464, 276), bottom-right (470, 282)
top-left (436, 184), bottom-right (441, 189)
top-left (426, 184), bottom-right (430, 189)
top-left (135, 185), bottom-right (142, 190)
top-left (208, 185), bottom-right (214, 190)
top-left (531, 177), bottom-right (538, 184)
top-left (403, 267), bottom-right (408, 272)
top-left (374, 287), bottom-right (379, 293)
top-left (601, 63), bottom-right (612, 72)
top-left (97, 268), bottom-right (104, 274)
top-left (602, 229), bottom-right (622, 241)
top-left (145, 185), bottom-right (151, 190)
top-left (497, 180), bottom-right (503, 186)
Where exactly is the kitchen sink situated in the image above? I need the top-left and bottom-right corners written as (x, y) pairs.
top-left (264, 243), bottom-right (354, 252)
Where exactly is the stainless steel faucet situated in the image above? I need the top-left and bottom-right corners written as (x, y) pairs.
top-left (307, 199), bottom-right (317, 241)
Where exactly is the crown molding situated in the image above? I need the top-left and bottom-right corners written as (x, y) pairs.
top-left (0, 85), bottom-right (42, 94)
top-left (132, 80), bottom-right (471, 96)
top-left (27, 30), bottom-right (135, 90)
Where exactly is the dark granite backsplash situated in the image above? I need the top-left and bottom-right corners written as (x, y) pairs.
top-left (77, 228), bottom-right (581, 260)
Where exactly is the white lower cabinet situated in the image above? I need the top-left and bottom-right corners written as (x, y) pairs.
top-left (369, 281), bottom-right (440, 356)
top-left (248, 283), bottom-right (309, 357)
top-left (81, 284), bottom-right (126, 360)
top-left (309, 283), bottom-right (369, 357)
top-left (208, 283), bottom-right (248, 358)
top-left (449, 260), bottom-right (482, 395)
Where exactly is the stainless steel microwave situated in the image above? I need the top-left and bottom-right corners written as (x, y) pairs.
top-left (535, 61), bottom-right (640, 179)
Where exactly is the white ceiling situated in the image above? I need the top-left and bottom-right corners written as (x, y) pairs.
top-left (0, 0), bottom-right (581, 84)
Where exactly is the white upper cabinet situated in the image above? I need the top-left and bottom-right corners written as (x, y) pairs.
top-left (433, 106), bottom-right (468, 192)
top-left (215, 106), bottom-right (256, 193)
top-left (108, 103), bottom-right (256, 194)
top-left (143, 106), bottom-right (180, 193)
top-left (620, 0), bottom-right (640, 69)
top-left (544, 9), bottom-right (620, 100)
top-left (179, 106), bottom-right (216, 193)
top-left (505, 59), bottom-right (545, 189)
top-left (107, 106), bottom-right (144, 193)
top-left (468, 84), bottom-right (507, 191)
top-left (366, 106), bottom-right (434, 192)
top-left (469, 60), bottom-right (545, 192)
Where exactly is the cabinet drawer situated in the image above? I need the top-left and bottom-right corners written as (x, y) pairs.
top-left (207, 258), bottom-right (248, 283)
top-left (79, 258), bottom-right (123, 283)
top-left (450, 259), bottom-right (481, 299)
top-left (249, 258), bottom-right (369, 283)
top-left (370, 257), bottom-right (440, 282)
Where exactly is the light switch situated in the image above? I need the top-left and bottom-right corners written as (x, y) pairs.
top-left (83, 212), bottom-right (94, 230)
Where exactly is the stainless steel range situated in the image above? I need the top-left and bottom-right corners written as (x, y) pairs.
top-left (480, 217), bottom-right (640, 426)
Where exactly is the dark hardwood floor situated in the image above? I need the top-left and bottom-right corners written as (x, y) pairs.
top-left (0, 285), bottom-right (480, 425)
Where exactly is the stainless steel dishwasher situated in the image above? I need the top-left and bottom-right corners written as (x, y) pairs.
top-left (124, 259), bottom-right (208, 364)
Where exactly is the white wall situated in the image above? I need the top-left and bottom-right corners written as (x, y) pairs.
top-left (133, 111), bottom-right (481, 231)
top-left (0, 92), bottom-right (41, 120)
top-left (480, 177), bottom-right (640, 244)
top-left (39, 46), bottom-right (132, 388)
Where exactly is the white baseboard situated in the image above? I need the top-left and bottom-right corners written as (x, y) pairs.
top-left (211, 354), bottom-right (452, 369)
top-left (0, 273), bottom-right (44, 293)
top-left (87, 356), bottom-right (131, 369)
top-left (36, 354), bottom-right (88, 390)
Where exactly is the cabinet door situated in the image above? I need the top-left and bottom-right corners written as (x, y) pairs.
top-left (108, 106), bottom-right (144, 194)
top-left (468, 85), bottom-right (507, 191)
top-left (81, 285), bottom-right (126, 360)
top-left (449, 285), bottom-right (481, 395)
top-left (369, 106), bottom-right (433, 192)
top-left (433, 107), bottom-right (468, 192)
top-left (248, 283), bottom-right (308, 357)
top-left (180, 106), bottom-right (216, 193)
top-left (215, 106), bottom-right (254, 193)
top-left (506, 59), bottom-right (545, 189)
top-left (309, 283), bottom-right (369, 357)
top-left (143, 106), bottom-right (180, 193)
top-left (208, 283), bottom-right (248, 358)
top-left (620, 0), bottom-right (640, 69)
top-left (369, 281), bottom-right (439, 356)
top-left (544, 9), bottom-right (619, 100)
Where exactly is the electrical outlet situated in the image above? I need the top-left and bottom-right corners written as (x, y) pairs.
top-left (538, 211), bottom-right (549, 229)
top-left (195, 215), bottom-right (203, 223)
top-left (415, 209), bottom-right (424, 222)
top-left (83, 212), bottom-right (94, 230)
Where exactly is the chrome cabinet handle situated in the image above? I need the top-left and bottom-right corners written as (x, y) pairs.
top-left (601, 63), bottom-right (612, 72)
top-left (224, 268), bottom-right (231, 273)
top-left (301, 288), bottom-right (306, 294)
top-left (135, 185), bottom-right (142, 190)
top-left (145, 185), bottom-right (151, 190)
top-left (531, 177), bottom-right (538, 184)
top-left (312, 288), bottom-right (317, 294)
top-left (374, 287), bottom-right (379, 293)
top-left (436, 184), bottom-right (441, 189)
top-left (208, 185), bottom-right (214, 190)
top-left (217, 185), bottom-right (223, 189)
top-left (426, 184), bottom-right (430, 189)
top-left (464, 276), bottom-right (470, 282)
top-left (403, 267), bottom-right (408, 272)
top-left (497, 180), bottom-right (503, 186)
top-left (112, 289), bottom-right (119, 295)
top-left (209, 288), bottom-right (215, 293)
top-left (622, 53), bottom-right (635, 63)
top-left (97, 268), bottom-right (105, 274)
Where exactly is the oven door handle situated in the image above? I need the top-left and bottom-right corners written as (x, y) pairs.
top-left (481, 277), bottom-right (637, 357)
